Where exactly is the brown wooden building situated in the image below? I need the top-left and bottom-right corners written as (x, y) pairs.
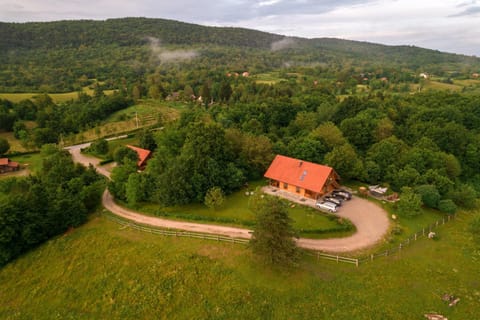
top-left (264, 155), bottom-right (340, 200)
top-left (0, 158), bottom-right (19, 174)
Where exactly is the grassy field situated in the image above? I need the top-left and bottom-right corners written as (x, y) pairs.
top-left (0, 88), bottom-right (116, 103)
top-left (63, 100), bottom-right (182, 145)
top-left (0, 208), bottom-right (479, 319)
top-left (135, 180), bottom-right (353, 239)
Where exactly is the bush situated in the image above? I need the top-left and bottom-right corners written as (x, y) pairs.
top-left (415, 184), bottom-right (440, 208)
top-left (397, 187), bottom-right (422, 218)
top-left (448, 184), bottom-right (478, 209)
top-left (438, 199), bottom-right (457, 214)
top-left (204, 186), bottom-right (225, 211)
top-left (90, 139), bottom-right (109, 155)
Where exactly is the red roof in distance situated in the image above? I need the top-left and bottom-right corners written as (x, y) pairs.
top-left (0, 158), bottom-right (8, 166)
top-left (264, 155), bottom-right (335, 194)
top-left (126, 145), bottom-right (151, 168)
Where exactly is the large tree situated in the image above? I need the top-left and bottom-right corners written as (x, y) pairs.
top-left (250, 195), bottom-right (298, 267)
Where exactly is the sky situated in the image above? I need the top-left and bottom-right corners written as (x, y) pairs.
top-left (1, 0), bottom-right (479, 56)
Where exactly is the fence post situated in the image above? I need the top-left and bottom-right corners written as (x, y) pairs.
top-left (422, 228), bottom-right (425, 236)
top-left (436, 220), bottom-right (439, 227)
top-left (386, 250), bottom-right (389, 256)
top-left (399, 243), bottom-right (402, 251)
top-left (406, 238), bottom-right (410, 245)
top-left (336, 255), bottom-right (339, 263)
top-left (448, 215), bottom-right (451, 222)
top-left (317, 252), bottom-right (320, 261)
top-left (356, 259), bottom-right (359, 267)
top-left (414, 233), bottom-right (417, 241)
top-left (371, 254), bottom-right (374, 261)
top-left (443, 218), bottom-right (445, 225)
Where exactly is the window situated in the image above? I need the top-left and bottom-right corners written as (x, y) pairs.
top-left (296, 186), bottom-right (301, 193)
top-left (283, 182), bottom-right (288, 189)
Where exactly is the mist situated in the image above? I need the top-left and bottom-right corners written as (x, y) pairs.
top-left (146, 36), bottom-right (199, 63)
top-left (270, 37), bottom-right (297, 51)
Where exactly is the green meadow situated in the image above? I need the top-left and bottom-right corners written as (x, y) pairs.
top-left (0, 209), bottom-right (479, 319)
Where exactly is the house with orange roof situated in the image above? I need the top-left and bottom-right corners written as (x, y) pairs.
top-left (264, 155), bottom-right (340, 200)
top-left (0, 158), bottom-right (20, 174)
top-left (126, 145), bottom-right (152, 170)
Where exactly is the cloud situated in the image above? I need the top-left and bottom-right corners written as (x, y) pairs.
top-left (449, 5), bottom-right (480, 16)
top-left (146, 36), bottom-right (199, 64)
top-left (270, 37), bottom-right (297, 51)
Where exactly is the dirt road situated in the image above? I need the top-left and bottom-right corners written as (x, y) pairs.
top-left (68, 142), bottom-right (390, 253)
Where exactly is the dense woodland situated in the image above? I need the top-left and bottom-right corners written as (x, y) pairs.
top-left (0, 146), bottom-right (104, 266)
top-left (1, 18), bottom-right (480, 265)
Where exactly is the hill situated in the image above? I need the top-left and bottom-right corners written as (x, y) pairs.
top-left (1, 212), bottom-right (479, 319)
top-left (0, 17), bottom-right (479, 92)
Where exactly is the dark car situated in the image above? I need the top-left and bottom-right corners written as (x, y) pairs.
top-left (332, 190), bottom-right (352, 200)
top-left (324, 196), bottom-right (342, 206)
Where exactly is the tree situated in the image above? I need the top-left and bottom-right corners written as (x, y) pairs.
top-left (90, 139), bottom-right (109, 155)
top-left (249, 195), bottom-right (298, 267)
top-left (438, 199), bottom-right (457, 214)
top-left (324, 143), bottom-right (364, 181)
top-left (138, 129), bottom-right (157, 151)
top-left (126, 173), bottom-right (143, 207)
top-left (397, 187), bottom-right (422, 217)
top-left (415, 185), bottom-right (441, 209)
top-left (113, 146), bottom-right (138, 165)
top-left (0, 138), bottom-right (10, 156)
top-left (201, 82), bottom-right (211, 107)
top-left (204, 187), bottom-right (225, 211)
top-left (448, 184), bottom-right (478, 209)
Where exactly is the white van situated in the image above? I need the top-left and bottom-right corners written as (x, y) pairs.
top-left (316, 201), bottom-right (338, 213)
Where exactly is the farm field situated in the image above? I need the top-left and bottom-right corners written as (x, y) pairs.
top-left (62, 99), bottom-right (182, 145)
top-left (0, 88), bottom-right (116, 104)
top-left (0, 209), bottom-right (479, 319)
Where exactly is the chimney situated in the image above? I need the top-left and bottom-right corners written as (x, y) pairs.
top-left (299, 161), bottom-right (303, 167)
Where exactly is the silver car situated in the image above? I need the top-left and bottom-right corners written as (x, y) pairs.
top-left (316, 201), bottom-right (338, 213)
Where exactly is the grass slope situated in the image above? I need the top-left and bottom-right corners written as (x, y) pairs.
top-left (1, 210), bottom-right (479, 319)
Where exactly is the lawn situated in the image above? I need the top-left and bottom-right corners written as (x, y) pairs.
top-left (0, 208), bottom-right (479, 319)
top-left (135, 180), bottom-right (354, 239)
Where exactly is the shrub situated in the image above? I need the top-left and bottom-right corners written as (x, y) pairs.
top-left (415, 184), bottom-right (440, 208)
top-left (438, 199), bottom-right (457, 214)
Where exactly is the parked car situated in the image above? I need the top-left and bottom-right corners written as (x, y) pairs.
top-left (332, 189), bottom-right (352, 200)
top-left (324, 196), bottom-right (342, 206)
top-left (316, 201), bottom-right (338, 213)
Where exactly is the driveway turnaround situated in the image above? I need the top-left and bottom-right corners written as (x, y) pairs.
top-left (68, 142), bottom-right (390, 253)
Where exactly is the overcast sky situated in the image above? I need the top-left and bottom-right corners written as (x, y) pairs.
top-left (1, 0), bottom-right (479, 56)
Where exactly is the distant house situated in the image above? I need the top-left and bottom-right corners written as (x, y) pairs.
top-left (126, 145), bottom-right (151, 170)
top-left (0, 158), bottom-right (19, 173)
top-left (472, 73), bottom-right (479, 79)
top-left (264, 155), bottom-right (340, 200)
top-left (242, 71), bottom-right (250, 77)
top-left (419, 73), bottom-right (429, 79)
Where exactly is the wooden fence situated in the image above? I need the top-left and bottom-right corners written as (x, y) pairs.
top-left (306, 251), bottom-right (359, 267)
top-left (103, 213), bottom-right (249, 245)
top-left (358, 214), bottom-right (456, 264)
top-left (103, 212), bottom-right (456, 267)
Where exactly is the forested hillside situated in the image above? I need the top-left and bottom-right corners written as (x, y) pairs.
top-left (1, 18), bottom-right (479, 92)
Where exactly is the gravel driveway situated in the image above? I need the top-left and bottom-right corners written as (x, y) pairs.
top-left (68, 142), bottom-right (390, 253)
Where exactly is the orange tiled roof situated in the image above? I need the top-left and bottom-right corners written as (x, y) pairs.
top-left (0, 158), bottom-right (8, 166)
top-left (126, 145), bottom-right (151, 167)
top-left (264, 155), bottom-right (334, 193)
